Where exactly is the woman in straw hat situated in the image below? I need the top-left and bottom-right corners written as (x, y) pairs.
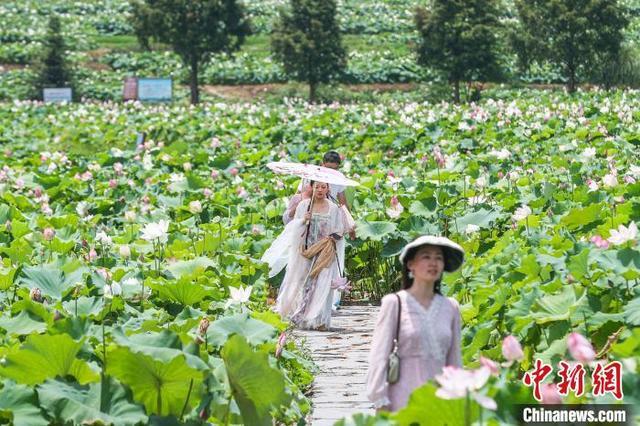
top-left (262, 181), bottom-right (351, 330)
top-left (366, 235), bottom-right (464, 412)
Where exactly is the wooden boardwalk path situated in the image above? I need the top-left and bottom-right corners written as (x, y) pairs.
top-left (295, 305), bottom-right (379, 425)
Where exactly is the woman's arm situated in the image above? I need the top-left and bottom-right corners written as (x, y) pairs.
top-left (446, 297), bottom-right (462, 367)
top-left (366, 295), bottom-right (399, 410)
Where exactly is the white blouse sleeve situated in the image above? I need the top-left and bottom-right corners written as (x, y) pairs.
top-left (366, 294), bottom-right (399, 408)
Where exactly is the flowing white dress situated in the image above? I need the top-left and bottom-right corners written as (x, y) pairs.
top-left (262, 198), bottom-right (349, 329)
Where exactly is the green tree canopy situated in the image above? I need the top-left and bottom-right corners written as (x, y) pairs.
top-left (414, 0), bottom-right (503, 103)
top-left (271, 0), bottom-right (347, 102)
top-left (130, 0), bottom-right (251, 104)
top-left (512, 0), bottom-right (629, 92)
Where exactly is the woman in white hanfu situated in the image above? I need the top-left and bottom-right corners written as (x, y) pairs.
top-left (262, 181), bottom-right (350, 330)
top-left (366, 235), bottom-right (465, 412)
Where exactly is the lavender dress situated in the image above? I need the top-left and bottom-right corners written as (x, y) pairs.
top-left (366, 290), bottom-right (462, 411)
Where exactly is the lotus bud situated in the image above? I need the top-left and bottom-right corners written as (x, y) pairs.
top-left (30, 287), bottom-right (43, 302)
top-left (43, 227), bottom-right (55, 241)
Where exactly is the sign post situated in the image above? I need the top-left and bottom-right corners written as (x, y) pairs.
top-left (123, 77), bottom-right (138, 101)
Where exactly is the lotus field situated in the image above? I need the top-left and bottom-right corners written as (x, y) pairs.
top-left (0, 89), bottom-right (638, 424)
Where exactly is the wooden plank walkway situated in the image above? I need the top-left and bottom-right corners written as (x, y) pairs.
top-left (295, 305), bottom-right (379, 425)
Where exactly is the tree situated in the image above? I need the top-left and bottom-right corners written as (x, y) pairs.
top-left (512, 0), bottom-right (629, 93)
top-left (33, 16), bottom-right (75, 100)
top-left (130, 0), bottom-right (251, 104)
top-left (414, 0), bottom-right (503, 103)
top-left (271, 0), bottom-right (346, 102)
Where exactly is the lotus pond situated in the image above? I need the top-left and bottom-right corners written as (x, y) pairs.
top-left (0, 89), bottom-right (638, 424)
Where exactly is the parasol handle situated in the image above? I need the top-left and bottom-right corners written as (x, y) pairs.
top-left (304, 186), bottom-right (316, 250)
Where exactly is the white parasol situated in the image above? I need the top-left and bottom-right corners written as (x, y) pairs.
top-left (266, 161), bottom-right (360, 187)
top-left (266, 161), bottom-right (358, 248)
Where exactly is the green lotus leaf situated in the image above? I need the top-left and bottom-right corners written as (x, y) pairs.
top-left (37, 378), bottom-right (147, 426)
top-left (0, 311), bottom-right (47, 336)
top-left (0, 380), bottom-right (48, 426)
top-left (0, 334), bottom-right (99, 385)
top-left (108, 346), bottom-right (202, 416)
top-left (207, 313), bottom-right (276, 347)
top-left (356, 221), bottom-right (397, 241)
top-left (221, 335), bottom-right (291, 426)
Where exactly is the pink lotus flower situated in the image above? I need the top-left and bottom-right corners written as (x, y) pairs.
top-left (540, 383), bottom-right (562, 404)
top-left (237, 187), bottom-right (248, 198)
top-left (480, 356), bottom-right (500, 376)
top-left (97, 268), bottom-right (112, 282)
top-left (210, 137), bottom-right (221, 148)
top-left (567, 332), bottom-right (595, 362)
top-left (586, 179), bottom-right (599, 192)
top-left (113, 162), bottom-right (124, 175)
top-left (43, 227), bottom-right (55, 241)
top-left (211, 170), bottom-right (219, 179)
top-left (275, 331), bottom-right (287, 358)
top-left (435, 366), bottom-right (497, 410)
top-left (331, 276), bottom-right (352, 292)
top-left (624, 175), bottom-right (635, 184)
top-left (34, 187), bottom-right (42, 198)
top-left (591, 235), bottom-right (610, 249)
top-left (386, 195), bottom-right (404, 219)
top-left (109, 179), bottom-right (117, 188)
top-left (203, 188), bottom-right (213, 198)
top-left (433, 147), bottom-right (446, 168)
top-left (502, 335), bottom-right (524, 361)
top-left (87, 247), bottom-right (98, 262)
top-left (230, 167), bottom-right (239, 176)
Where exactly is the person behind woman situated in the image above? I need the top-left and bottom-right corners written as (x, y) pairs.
top-left (366, 236), bottom-right (465, 412)
top-left (262, 181), bottom-right (350, 330)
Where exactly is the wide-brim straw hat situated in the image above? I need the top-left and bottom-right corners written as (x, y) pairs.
top-left (398, 235), bottom-right (465, 272)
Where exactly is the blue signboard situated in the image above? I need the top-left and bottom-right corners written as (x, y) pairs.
top-left (43, 88), bottom-right (72, 103)
top-left (137, 78), bottom-right (172, 102)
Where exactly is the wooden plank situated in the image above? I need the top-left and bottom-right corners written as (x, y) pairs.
top-left (294, 305), bottom-right (379, 424)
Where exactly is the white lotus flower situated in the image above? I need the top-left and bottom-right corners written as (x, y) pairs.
top-left (468, 195), bottom-right (487, 206)
top-left (435, 366), bottom-right (497, 410)
top-left (602, 173), bottom-right (618, 188)
top-left (76, 201), bottom-right (90, 217)
top-left (188, 200), bottom-right (202, 214)
top-left (225, 285), bottom-right (252, 308)
top-left (581, 147), bottom-right (596, 159)
top-left (104, 282), bottom-right (122, 298)
top-left (512, 205), bottom-right (532, 221)
top-left (95, 231), bottom-right (112, 246)
top-left (119, 245), bottom-right (131, 258)
top-left (607, 222), bottom-right (638, 245)
top-left (465, 224), bottom-right (480, 234)
top-left (141, 220), bottom-right (169, 243)
top-left (490, 148), bottom-right (511, 160)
